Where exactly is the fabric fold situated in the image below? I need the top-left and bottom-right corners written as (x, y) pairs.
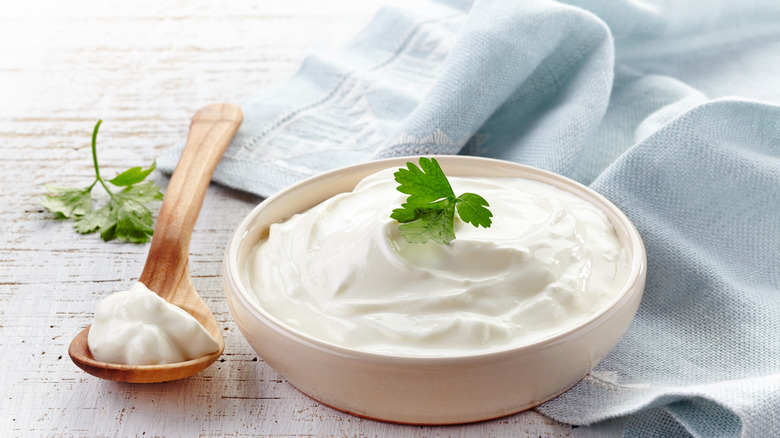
top-left (537, 99), bottom-right (780, 437)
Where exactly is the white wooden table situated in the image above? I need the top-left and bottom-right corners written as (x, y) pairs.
top-left (0, 1), bottom-right (616, 436)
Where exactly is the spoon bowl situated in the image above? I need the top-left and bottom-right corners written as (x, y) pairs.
top-left (68, 103), bottom-right (243, 383)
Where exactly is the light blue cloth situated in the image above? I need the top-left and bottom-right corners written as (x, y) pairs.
top-left (159, 0), bottom-right (780, 436)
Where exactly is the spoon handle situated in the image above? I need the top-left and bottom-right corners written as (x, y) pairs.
top-left (139, 103), bottom-right (243, 298)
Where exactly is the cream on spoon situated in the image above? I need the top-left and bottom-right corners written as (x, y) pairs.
top-left (87, 282), bottom-right (220, 365)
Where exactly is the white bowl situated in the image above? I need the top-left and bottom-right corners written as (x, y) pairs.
top-left (223, 156), bottom-right (646, 425)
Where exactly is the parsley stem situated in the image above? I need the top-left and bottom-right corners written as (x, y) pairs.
top-left (90, 120), bottom-right (116, 201)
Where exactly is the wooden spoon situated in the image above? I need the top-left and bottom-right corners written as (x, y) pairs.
top-left (68, 103), bottom-right (243, 383)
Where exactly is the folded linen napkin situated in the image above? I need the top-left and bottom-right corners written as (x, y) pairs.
top-left (159, 0), bottom-right (780, 436)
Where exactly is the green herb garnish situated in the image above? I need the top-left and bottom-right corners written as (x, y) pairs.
top-left (390, 157), bottom-right (492, 244)
top-left (41, 120), bottom-right (163, 243)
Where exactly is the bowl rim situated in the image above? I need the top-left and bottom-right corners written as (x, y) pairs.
top-left (223, 155), bottom-right (646, 366)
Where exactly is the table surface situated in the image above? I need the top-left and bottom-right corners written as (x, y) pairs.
top-left (0, 1), bottom-right (618, 436)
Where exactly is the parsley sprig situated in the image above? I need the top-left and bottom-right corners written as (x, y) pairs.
top-left (391, 157), bottom-right (492, 244)
top-left (41, 120), bottom-right (163, 243)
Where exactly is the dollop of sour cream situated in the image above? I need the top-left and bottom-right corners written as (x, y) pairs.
top-left (246, 168), bottom-right (628, 356)
top-left (87, 282), bottom-right (220, 365)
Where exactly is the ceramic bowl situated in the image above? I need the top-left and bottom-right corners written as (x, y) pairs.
top-left (222, 156), bottom-right (646, 425)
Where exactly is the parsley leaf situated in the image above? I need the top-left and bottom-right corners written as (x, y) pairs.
top-left (455, 192), bottom-right (492, 228)
top-left (397, 205), bottom-right (456, 244)
top-left (40, 185), bottom-right (92, 219)
top-left (117, 181), bottom-right (164, 204)
top-left (41, 120), bottom-right (163, 243)
top-left (391, 157), bottom-right (493, 244)
top-left (108, 163), bottom-right (156, 187)
top-left (116, 198), bottom-right (155, 243)
top-left (73, 203), bottom-right (112, 235)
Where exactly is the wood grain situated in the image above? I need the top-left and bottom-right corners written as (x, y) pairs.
top-left (0, 0), bottom-right (611, 436)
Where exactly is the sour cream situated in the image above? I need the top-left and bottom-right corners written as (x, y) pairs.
top-left (87, 282), bottom-right (220, 365)
top-left (246, 168), bottom-right (628, 356)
